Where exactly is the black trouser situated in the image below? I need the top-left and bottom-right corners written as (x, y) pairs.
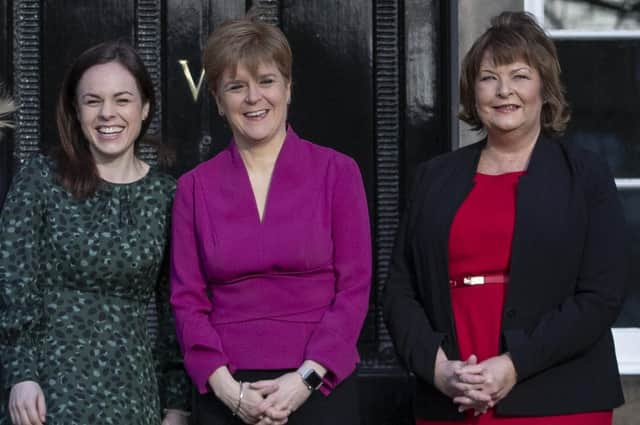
top-left (192, 369), bottom-right (360, 425)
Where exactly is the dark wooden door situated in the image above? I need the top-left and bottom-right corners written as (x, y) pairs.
top-left (0, 1), bottom-right (454, 423)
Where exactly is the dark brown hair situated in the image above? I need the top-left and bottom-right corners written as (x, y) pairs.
top-left (202, 13), bottom-right (292, 94)
top-left (459, 11), bottom-right (570, 137)
top-left (55, 40), bottom-right (155, 198)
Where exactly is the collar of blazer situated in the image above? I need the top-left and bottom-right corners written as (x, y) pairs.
top-left (422, 135), bottom-right (559, 229)
top-left (456, 134), bottom-right (558, 181)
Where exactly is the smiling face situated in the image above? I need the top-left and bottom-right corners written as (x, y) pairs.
top-left (214, 61), bottom-right (291, 149)
top-left (474, 53), bottom-right (544, 141)
top-left (75, 61), bottom-right (150, 164)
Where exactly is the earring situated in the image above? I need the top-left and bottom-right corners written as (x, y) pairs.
top-left (287, 98), bottom-right (291, 105)
top-left (218, 110), bottom-right (225, 117)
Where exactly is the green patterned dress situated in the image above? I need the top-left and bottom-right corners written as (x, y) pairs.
top-left (0, 155), bottom-right (189, 424)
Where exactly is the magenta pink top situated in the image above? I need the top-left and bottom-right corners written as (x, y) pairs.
top-left (170, 127), bottom-right (372, 394)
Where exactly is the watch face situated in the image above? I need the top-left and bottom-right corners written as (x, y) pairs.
top-left (303, 369), bottom-right (323, 390)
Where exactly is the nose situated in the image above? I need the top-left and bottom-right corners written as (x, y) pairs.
top-left (99, 100), bottom-right (116, 119)
top-left (245, 82), bottom-right (263, 104)
top-left (497, 79), bottom-right (513, 97)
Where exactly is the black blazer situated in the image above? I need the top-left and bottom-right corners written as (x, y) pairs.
top-left (383, 136), bottom-right (627, 420)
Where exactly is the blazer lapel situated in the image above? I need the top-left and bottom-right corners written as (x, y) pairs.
top-left (439, 142), bottom-right (484, 224)
top-left (507, 136), bottom-right (568, 305)
top-left (426, 141), bottom-right (483, 360)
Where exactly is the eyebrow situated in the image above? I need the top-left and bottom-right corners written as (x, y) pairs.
top-left (478, 66), bottom-right (532, 74)
top-left (223, 72), bottom-right (278, 84)
top-left (80, 91), bottom-right (135, 99)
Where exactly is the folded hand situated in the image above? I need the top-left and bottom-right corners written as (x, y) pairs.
top-left (454, 353), bottom-right (517, 415)
top-left (250, 372), bottom-right (311, 425)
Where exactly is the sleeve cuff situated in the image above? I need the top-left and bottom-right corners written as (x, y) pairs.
top-left (185, 348), bottom-right (235, 394)
top-left (502, 329), bottom-right (532, 381)
top-left (160, 369), bottom-right (192, 412)
top-left (1, 345), bottom-right (39, 390)
top-left (305, 349), bottom-right (359, 396)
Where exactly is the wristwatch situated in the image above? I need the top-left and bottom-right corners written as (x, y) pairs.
top-left (297, 365), bottom-right (323, 391)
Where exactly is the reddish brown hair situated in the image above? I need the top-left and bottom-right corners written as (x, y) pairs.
top-left (459, 11), bottom-right (570, 137)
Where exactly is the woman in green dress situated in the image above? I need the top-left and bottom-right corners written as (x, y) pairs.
top-left (0, 41), bottom-right (188, 425)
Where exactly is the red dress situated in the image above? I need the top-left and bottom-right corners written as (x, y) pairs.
top-left (417, 172), bottom-right (612, 425)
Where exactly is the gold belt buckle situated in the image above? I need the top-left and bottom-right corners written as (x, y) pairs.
top-left (463, 276), bottom-right (485, 285)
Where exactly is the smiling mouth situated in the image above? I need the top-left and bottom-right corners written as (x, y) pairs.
top-left (494, 105), bottom-right (520, 112)
top-left (244, 110), bottom-right (268, 119)
top-left (97, 126), bottom-right (125, 135)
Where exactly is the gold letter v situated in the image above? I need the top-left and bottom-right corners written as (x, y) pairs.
top-left (179, 60), bottom-right (206, 102)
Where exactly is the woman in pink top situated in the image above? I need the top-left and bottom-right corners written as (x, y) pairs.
top-left (170, 11), bottom-right (371, 425)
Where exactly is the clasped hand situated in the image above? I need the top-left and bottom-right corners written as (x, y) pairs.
top-left (210, 367), bottom-right (311, 425)
top-left (249, 372), bottom-right (312, 425)
top-left (434, 350), bottom-right (517, 416)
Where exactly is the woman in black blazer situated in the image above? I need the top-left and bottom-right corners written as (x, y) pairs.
top-left (383, 12), bottom-right (627, 425)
